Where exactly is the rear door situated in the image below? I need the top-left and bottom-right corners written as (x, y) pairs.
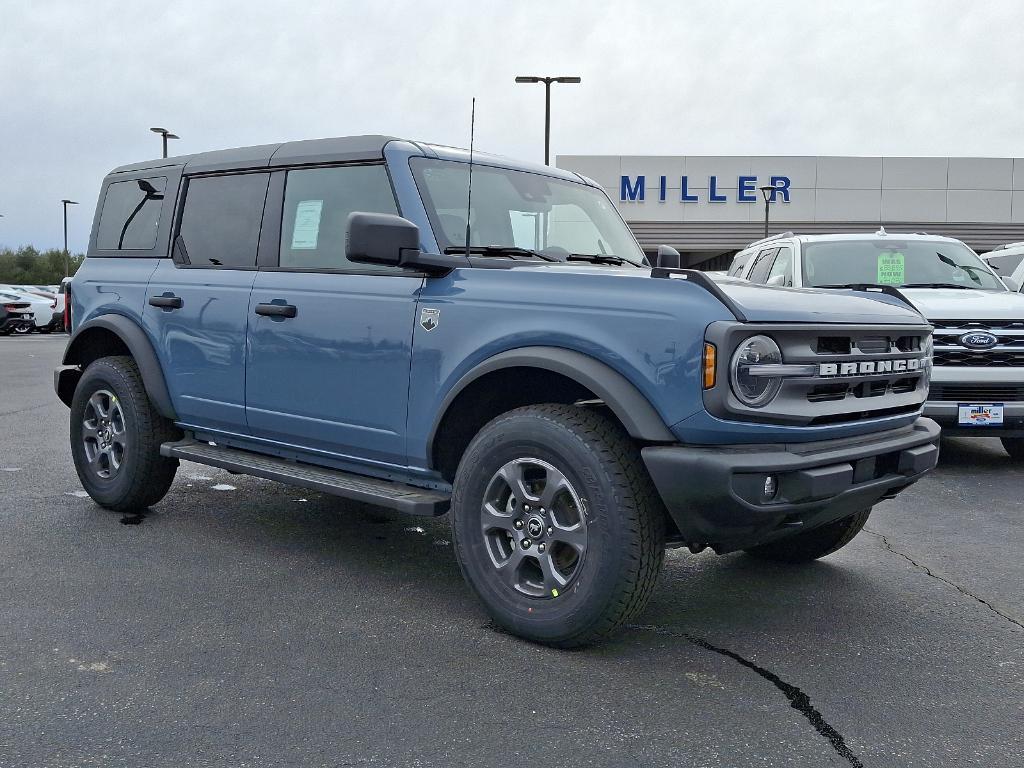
top-left (143, 172), bottom-right (270, 434)
top-left (245, 163), bottom-right (421, 467)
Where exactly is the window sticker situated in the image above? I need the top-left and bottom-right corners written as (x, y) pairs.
top-left (877, 251), bottom-right (905, 284)
top-left (291, 200), bottom-right (324, 249)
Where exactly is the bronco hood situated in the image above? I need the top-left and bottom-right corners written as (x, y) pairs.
top-left (710, 278), bottom-right (927, 325)
top-left (897, 288), bottom-right (1024, 321)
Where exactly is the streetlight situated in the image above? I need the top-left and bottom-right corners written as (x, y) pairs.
top-left (149, 127), bottom-right (179, 158)
top-left (758, 185), bottom-right (774, 239)
top-left (61, 199), bottom-right (78, 277)
top-left (514, 75), bottom-right (581, 165)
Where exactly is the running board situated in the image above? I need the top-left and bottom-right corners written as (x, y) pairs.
top-left (160, 438), bottom-right (450, 516)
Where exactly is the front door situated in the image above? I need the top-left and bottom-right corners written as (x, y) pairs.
top-left (245, 164), bottom-right (421, 467)
top-left (144, 172), bottom-right (270, 434)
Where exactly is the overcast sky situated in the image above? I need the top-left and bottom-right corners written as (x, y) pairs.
top-left (1, 0), bottom-right (1022, 252)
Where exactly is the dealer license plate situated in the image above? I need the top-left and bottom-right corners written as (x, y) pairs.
top-left (957, 403), bottom-right (1004, 426)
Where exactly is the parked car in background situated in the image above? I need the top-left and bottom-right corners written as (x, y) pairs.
top-left (729, 231), bottom-right (1024, 458)
top-left (0, 286), bottom-right (61, 332)
top-left (56, 136), bottom-right (939, 647)
top-left (0, 296), bottom-right (35, 335)
top-left (983, 243), bottom-right (1024, 293)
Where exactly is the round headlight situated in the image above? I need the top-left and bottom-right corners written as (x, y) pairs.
top-left (730, 335), bottom-right (784, 407)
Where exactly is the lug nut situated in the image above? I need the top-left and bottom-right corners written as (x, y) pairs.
top-left (538, 543), bottom-right (546, 553)
top-left (547, 526), bottom-right (553, 535)
top-left (514, 519), bottom-right (524, 530)
top-left (521, 539), bottom-right (532, 549)
top-left (523, 505), bottom-right (531, 512)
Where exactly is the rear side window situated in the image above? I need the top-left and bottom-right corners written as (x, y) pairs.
top-left (178, 173), bottom-right (269, 268)
top-left (279, 165), bottom-right (399, 270)
top-left (96, 176), bottom-right (167, 250)
top-left (747, 248), bottom-right (779, 283)
top-left (728, 251), bottom-right (752, 277)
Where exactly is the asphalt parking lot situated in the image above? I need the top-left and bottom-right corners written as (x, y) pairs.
top-left (1, 334), bottom-right (1021, 768)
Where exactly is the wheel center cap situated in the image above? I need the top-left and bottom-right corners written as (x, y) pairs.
top-left (526, 516), bottom-right (545, 538)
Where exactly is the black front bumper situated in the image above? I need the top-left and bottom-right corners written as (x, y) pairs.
top-left (642, 417), bottom-right (940, 554)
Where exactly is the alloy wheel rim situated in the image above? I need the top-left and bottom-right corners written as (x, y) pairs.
top-left (480, 457), bottom-right (588, 599)
top-left (82, 389), bottom-right (127, 480)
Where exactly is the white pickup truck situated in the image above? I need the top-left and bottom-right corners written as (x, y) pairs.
top-left (728, 231), bottom-right (1024, 459)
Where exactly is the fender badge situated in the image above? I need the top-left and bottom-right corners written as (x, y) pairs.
top-left (420, 307), bottom-right (440, 332)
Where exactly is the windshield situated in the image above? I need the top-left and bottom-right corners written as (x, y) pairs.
top-left (802, 239), bottom-right (1005, 290)
top-left (411, 158), bottom-right (647, 266)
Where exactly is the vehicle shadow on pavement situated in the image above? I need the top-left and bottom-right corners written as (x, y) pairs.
top-left (937, 435), bottom-right (1011, 470)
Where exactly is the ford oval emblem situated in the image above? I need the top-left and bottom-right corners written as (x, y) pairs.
top-left (959, 331), bottom-right (998, 350)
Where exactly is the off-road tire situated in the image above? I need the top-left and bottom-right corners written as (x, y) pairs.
top-left (744, 508), bottom-right (871, 563)
top-left (451, 404), bottom-right (666, 648)
top-left (1001, 437), bottom-right (1024, 461)
top-left (70, 355), bottom-right (181, 512)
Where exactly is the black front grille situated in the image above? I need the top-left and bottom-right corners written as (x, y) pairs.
top-left (932, 320), bottom-right (1024, 332)
top-left (931, 319), bottom-right (1024, 366)
top-left (930, 384), bottom-right (1024, 402)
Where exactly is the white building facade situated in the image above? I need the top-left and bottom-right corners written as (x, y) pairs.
top-left (556, 155), bottom-right (1024, 269)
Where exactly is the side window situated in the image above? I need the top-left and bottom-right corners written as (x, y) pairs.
top-left (178, 173), bottom-right (269, 268)
top-left (747, 248), bottom-right (779, 284)
top-left (279, 165), bottom-right (399, 270)
top-left (987, 252), bottom-right (1024, 276)
top-left (728, 251), bottom-right (751, 277)
top-left (96, 176), bottom-right (167, 250)
top-left (767, 246), bottom-right (793, 286)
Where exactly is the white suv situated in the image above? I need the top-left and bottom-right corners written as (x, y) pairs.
top-left (983, 242), bottom-right (1024, 293)
top-left (729, 231), bottom-right (1024, 458)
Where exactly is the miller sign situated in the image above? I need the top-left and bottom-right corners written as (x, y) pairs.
top-left (620, 174), bottom-right (792, 204)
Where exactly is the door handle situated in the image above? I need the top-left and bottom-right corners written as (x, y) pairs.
top-left (149, 294), bottom-right (183, 309)
top-left (255, 302), bottom-right (297, 318)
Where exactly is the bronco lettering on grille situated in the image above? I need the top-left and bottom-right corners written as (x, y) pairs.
top-left (818, 358), bottom-right (924, 377)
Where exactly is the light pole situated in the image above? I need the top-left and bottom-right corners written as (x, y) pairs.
top-left (149, 127), bottom-right (179, 158)
top-left (514, 75), bottom-right (581, 165)
top-left (61, 199), bottom-right (78, 277)
top-left (759, 185), bottom-right (773, 239)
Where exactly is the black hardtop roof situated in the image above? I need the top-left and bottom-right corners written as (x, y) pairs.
top-left (109, 134), bottom-right (402, 175)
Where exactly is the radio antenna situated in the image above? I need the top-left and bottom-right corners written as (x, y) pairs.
top-left (464, 97), bottom-right (476, 260)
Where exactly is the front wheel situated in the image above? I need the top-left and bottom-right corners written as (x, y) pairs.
top-left (13, 324), bottom-right (33, 334)
top-left (70, 355), bottom-right (181, 512)
top-left (744, 508), bottom-right (871, 563)
top-left (1001, 437), bottom-right (1024, 461)
top-left (451, 404), bottom-right (666, 648)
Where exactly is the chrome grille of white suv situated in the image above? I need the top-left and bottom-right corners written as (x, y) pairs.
top-left (932, 320), bottom-right (1024, 367)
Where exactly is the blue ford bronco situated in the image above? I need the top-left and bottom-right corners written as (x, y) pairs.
top-left (57, 136), bottom-right (940, 646)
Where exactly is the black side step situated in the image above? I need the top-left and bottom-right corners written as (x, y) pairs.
top-left (160, 438), bottom-right (450, 516)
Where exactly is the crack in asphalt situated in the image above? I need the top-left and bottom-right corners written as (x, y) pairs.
top-left (629, 624), bottom-right (864, 768)
top-left (864, 528), bottom-right (1023, 630)
top-left (0, 401), bottom-right (53, 419)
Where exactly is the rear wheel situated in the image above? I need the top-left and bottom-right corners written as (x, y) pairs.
top-left (13, 324), bottom-right (32, 335)
top-left (451, 404), bottom-right (665, 647)
top-left (744, 508), bottom-right (871, 563)
top-left (1001, 437), bottom-right (1024, 461)
top-left (70, 356), bottom-right (181, 512)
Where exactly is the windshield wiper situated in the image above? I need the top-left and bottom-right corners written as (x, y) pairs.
top-left (442, 245), bottom-right (559, 262)
top-left (900, 282), bottom-right (973, 289)
top-left (814, 283), bottom-right (896, 290)
top-left (566, 253), bottom-right (631, 265)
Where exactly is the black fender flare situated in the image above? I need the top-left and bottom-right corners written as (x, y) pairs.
top-left (428, 346), bottom-right (676, 461)
top-left (59, 314), bottom-right (177, 419)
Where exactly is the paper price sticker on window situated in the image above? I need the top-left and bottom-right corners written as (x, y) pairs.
top-left (291, 200), bottom-right (324, 249)
top-left (876, 251), bottom-right (905, 285)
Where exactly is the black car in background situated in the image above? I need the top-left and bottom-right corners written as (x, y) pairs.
top-left (0, 297), bottom-right (35, 335)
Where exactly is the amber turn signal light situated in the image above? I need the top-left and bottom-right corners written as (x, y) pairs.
top-left (703, 342), bottom-right (717, 389)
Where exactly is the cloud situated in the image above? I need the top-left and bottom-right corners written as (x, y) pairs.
top-left (1, 0), bottom-right (1022, 250)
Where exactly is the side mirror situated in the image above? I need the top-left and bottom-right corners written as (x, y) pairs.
top-left (346, 212), bottom-right (420, 267)
top-left (766, 274), bottom-right (787, 287)
top-left (1002, 276), bottom-right (1020, 292)
top-left (655, 244), bottom-right (681, 269)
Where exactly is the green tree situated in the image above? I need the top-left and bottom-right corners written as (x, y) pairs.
top-left (0, 246), bottom-right (85, 284)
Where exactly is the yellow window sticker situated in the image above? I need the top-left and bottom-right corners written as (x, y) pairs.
top-left (877, 251), bottom-right (905, 284)
top-left (291, 200), bottom-right (324, 250)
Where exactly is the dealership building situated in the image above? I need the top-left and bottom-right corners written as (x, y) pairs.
top-left (556, 155), bottom-right (1024, 270)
